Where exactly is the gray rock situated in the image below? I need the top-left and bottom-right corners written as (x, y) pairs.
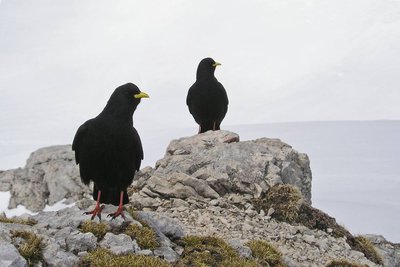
top-left (153, 246), bottom-right (179, 262)
top-left (0, 145), bottom-right (91, 212)
top-left (42, 241), bottom-right (79, 267)
top-left (228, 238), bottom-right (252, 258)
top-left (0, 241), bottom-right (28, 267)
top-left (99, 233), bottom-right (136, 255)
top-left (66, 231), bottom-right (97, 254)
top-left (172, 198), bottom-right (190, 208)
top-left (135, 131), bottom-right (312, 204)
top-left (0, 170), bottom-right (14, 191)
top-left (144, 172), bottom-right (219, 200)
top-left (33, 206), bottom-right (88, 229)
top-left (136, 249), bottom-right (153, 256)
top-left (364, 234), bottom-right (400, 267)
top-left (135, 211), bottom-right (185, 240)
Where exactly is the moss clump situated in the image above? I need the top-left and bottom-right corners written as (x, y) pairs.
top-left (352, 236), bottom-right (383, 266)
top-left (325, 259), bottom-right (368, 267)
top-left (253, 184), bottom-right (303, 223)
top-left (80, 220), bottom-right (110, 240)
top-left (297, 203), bottom-right (349, 238)
top-left (247, 240), bottom-right (287, 267)
top-left (176, 235), bottom-right (259, 267)
top-left (124, 223), bottom-right (159, 250)
top-left (0, 215), bottom-right (37, 226)
top-left (11, 230), bottom-right (45, 266)
top-left (79, 248), bottom-right (172, 267)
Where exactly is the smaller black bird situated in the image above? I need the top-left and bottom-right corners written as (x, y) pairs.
top-left (186, 57), bottom-right (229, 133)
top-left (72, 83), bottom-right (149, 220)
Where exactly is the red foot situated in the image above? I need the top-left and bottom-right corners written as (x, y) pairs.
top-left (107, 206), bottom-right (126, 220)
top-left (84, 204), bottom-right (104, 221)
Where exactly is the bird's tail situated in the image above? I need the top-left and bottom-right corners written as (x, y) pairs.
top-left (93, 185), bottom-right (129, 206)
top-left (199, 121), bottom-right (220, 133)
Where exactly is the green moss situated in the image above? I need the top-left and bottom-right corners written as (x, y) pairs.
top-left (247, 240), bottom-right (287, 267)
top-left (353, 236), bottom-right (384, 266)
top-left (80, 220), bottom-right (110, 240)
top-left (11, 230), bottom-right (45, 266)
top-left (253, 184), bottom-right (303, 223)
top-left (124, 224), bottom-right (159, 250)
top-left (219, 258), bottom-right (260, 267)
top-left (0, 215), bottom-right (37, 226)
top-left (176, 235), bottom-right (259, 267)
top-left (325, 259), bottom-right (368, 267)
top-left (79, 248), bottom-right (172, 267)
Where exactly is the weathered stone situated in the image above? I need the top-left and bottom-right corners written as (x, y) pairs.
top-left (0, 145), bottom-right (91, 212)
top-left (33, 206), bottom-right (88, 229)
top-left (66, 231), bottom-right (97, 254)
top-left (172, 198), bottom-right (190, 208)
top-left (0, 241), bottom-right (28, 267)
top-left (136, 249), bottom-right (153, 256)
top-left (144, 172), bottom-right (220, 200)
top-left (135, 131), bottom-right (312, 204)
top-left (42, 241), bottom-right (79, 267)
top-left (99, 233), bottom-right (136, 255)
top-left (135, 211), bottom-right (185, 240)
top-left (153, 246), bottom-right (179, 262)
top-left (364, 234), bottom-right (400, 267)
top-left (228, 238), bottom-right (252, 258)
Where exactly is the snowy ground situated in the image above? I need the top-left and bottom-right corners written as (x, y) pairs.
top-left (0, 120), bottom-right (399, 243)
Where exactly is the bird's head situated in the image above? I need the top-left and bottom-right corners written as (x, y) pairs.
top-left (196, 57), bottom-right (221, 80)
top-left (104, 83), bottom-right (149, 118)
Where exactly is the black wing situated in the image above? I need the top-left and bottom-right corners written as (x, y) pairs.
top-left (132, 127), bottom-right (144, 171)
top-left (72, 121), bottom-right (89, 164)
top-left (217, 81), bottom-right (229, 116)
top-left (186, 82), bottom-right (198, 115)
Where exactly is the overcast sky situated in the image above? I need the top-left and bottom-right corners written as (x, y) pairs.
top-left (0, 0), bottom-right (400, 165)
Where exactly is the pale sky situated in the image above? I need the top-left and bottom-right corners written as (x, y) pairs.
top-left (0, 0), bottom-right (399, 161)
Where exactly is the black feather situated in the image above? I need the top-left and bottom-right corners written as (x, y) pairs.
top-left (72, 83), bottom-right (146, 205)
top-left (187, 57), bottom-right (229, 133)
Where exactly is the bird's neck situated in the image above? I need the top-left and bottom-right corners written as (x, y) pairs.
top-left (101, 105), bottom-right (135, 122)
top-left (196, 70), bottom-right (215, 81)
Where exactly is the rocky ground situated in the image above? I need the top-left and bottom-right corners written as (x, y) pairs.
top-left (0, 130), bottom-right (399, 267)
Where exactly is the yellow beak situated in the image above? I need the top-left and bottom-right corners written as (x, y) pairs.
top-left (212, 62), bottom-right (222, 67)
top-left (134, 92), bottom-right (150, 99)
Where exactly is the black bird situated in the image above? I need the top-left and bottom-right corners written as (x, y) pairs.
top-left (186, 57), bottom-right (229, 133)
top-left (72, 83), bottom-right (149, 220)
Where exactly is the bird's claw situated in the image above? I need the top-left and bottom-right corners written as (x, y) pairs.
top-left (84, 205), bottom-right (104, 221)
top-left (107, 209), bottom-right (126, 221)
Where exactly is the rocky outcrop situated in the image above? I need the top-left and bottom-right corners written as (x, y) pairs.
top-left (0, 131), bottom-right (398, 266)
top-left (0, 145), bottom-right (90, 212)
top-left (0, 203), bottom-right (184, 266)
top-left (132, 130), bottom-right (312, 205)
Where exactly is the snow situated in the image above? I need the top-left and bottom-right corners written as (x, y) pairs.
top-left (0, 191), bottom-right (75, 217)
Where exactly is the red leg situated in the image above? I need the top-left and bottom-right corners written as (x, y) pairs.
top-left (213, 121), bottom-right (216, 131)
top-left (84, 190), bottom-right (104, 220)
top-left (108, 191), bottom-right (126, 220)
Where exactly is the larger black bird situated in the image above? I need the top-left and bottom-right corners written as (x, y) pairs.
top-left (72, 83), bottom-right (149, 220)
top-left (186, 57), bottom-right (229, 133)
